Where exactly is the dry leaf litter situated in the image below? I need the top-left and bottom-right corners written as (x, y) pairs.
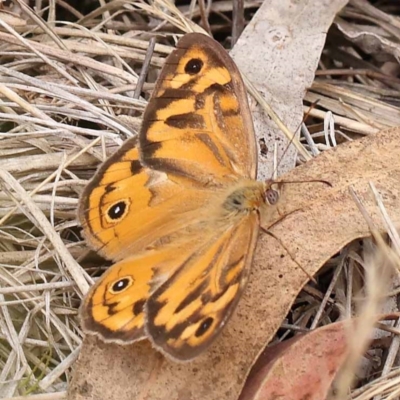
top-left (0, 0), bottom-right (400, 399)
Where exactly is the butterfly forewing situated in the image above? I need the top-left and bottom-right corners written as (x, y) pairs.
top-left (140, 33), bottom-right (257, 184)
top-left (78, 137), bottom-right (215, 262)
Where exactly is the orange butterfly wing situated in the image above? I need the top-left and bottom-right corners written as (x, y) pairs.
top-left (80, 245), bottom-right (192, 342)
top-left (79, 33), bottom-right (266, 360)
top-left (78, 137), bottom-right (213, 262)
top-left (140, 33), bottom-right (257, 183)
top-left (146, 213), bottom-right (260, 360)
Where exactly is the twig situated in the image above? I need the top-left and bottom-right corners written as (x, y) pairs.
top-left (232, 0), bottom-right (244, 46)
top-left (133, 38), bottom-right (156, 99)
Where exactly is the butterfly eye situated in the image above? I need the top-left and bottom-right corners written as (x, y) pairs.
top-left (106, 199), bottom-right (130, 223)
top-left (109, 277), bottom-right (133, 294)
top-left (195, 317), bottom-right (214, 337)
top-left (185, 58), bottom-right (203, 75)
top-left (265, 188), bottom-right (279, 205)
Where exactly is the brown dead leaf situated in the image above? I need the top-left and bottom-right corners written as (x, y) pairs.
top-left (69, 128), bottom-right (400, 400)
top-left (239, 231), bottom-right (400, 400)
top-left (238, 321), bottom-right (349, 400)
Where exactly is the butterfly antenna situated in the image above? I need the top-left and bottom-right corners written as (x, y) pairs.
top-left (270, 100), bottom-right (320, 179)
top-left (273, 142), bottom-right (278, 180)
top-left (279, 179), bottom-right (332, 187)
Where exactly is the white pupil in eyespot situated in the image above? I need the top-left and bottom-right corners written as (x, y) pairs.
top-left (111, 278), bottom-right (131, 293)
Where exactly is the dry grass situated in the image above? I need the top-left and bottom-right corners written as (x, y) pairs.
top-left (1, 0), bottom-right (400, 398)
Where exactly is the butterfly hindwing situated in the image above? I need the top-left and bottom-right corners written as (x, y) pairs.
top-left (80, 255), bottom-right (152, 342)
top-left (146, 213), bottom-right (260, 360)
top-left (80, 240), bottom-right (203, 342)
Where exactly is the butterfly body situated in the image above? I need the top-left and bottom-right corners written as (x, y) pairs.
top-left (79, 33), bottom-right (281, 361)
top-left (221, 180), bottom-right (267, 213)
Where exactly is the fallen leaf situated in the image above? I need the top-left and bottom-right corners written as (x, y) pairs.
top-left (335, 18), bottom-right (400, 64)
top-left (335, 0), bottom-right (400, 61)
top-left (231, 0), bottom-right (348, 180)
top-left (69, 126), bottom-right (400, 400)
top-left (238, 321), bottom-right (349, 400)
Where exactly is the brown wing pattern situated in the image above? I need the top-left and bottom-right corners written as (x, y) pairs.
top-left (140, 33), bottom-right (257, 185)
top-left (79, 33), bottom-right (261, 361)
top-left (80, 245), bottom-right (191, 342)
top-left (78, 137), bottom-right (214, 262)
top-left (80, 211), bottom-right (259, 354)
top-left (146, 213), bottom-right (260, 360)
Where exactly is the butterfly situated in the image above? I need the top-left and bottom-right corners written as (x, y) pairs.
top-left (78, 32), bottom-right (282, 361)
